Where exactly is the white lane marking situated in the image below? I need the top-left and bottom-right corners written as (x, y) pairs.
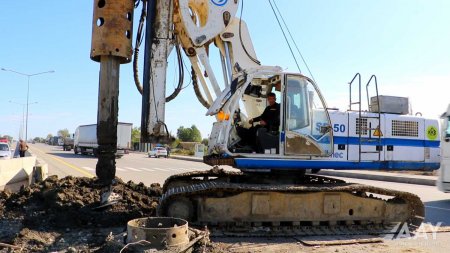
top-left (152, 167), bottom-right (170, 171)
top-left (426, 206), bottom-right (450, 212)
top-left (82, 166), bottom-right (95, 171)
top-left (124, 167), bottom-right (142, 172)
top-left (116, 167), bottom-right (126, 171)
top-left (139, 168), bottom-right (155, 172)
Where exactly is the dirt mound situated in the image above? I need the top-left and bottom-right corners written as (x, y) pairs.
top-left (0, 175), bottom-right (162, 252)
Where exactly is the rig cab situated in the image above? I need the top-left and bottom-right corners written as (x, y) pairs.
top-left (205, 68), bottom-right (334, 169)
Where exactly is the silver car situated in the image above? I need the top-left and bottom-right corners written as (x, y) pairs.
top-left (148, 147), bottom-right (168, 158)
top-left (0, 143), bottom-right (12, 159)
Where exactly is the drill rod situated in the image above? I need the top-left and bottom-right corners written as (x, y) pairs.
top-left (95, 55), bottom-right (120, 186)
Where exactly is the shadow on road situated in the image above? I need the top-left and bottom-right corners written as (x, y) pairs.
top-left (47, 152), bottom-right (97, 159)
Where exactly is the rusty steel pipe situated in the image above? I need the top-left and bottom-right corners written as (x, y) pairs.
top-left (127, 217), bottom-right (190, 250)
top-left (91, 0), bottom-right (134, 63)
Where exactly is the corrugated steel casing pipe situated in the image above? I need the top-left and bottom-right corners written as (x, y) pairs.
top-left (91, 0), bottom-right (134, 63)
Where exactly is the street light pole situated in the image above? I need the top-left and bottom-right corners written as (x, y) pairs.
top-left (9, 101), bottom-right (25, 140)
top-left (9, 101), bottom-right (38, 140)
top-left (26, 76), bottom-right (30, 141)
top-left (2, 68), bottom-right (54, 140)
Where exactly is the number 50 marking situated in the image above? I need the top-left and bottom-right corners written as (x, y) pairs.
top-left (333, 124), bottom-right (346, 133)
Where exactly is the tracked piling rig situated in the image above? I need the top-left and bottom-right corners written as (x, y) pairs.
top-left (91, 0), bottom-right (426, 234)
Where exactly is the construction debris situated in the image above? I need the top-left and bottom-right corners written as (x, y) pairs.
top-left (3, 175), bottom-right (443, 253)
top-left (0, 175), bottom-right (163, 252)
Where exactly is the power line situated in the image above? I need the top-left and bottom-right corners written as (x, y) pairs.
top-left (267, 0), bottom-right (302, 73)
top-left (271, 0), bottom-right (317, 83)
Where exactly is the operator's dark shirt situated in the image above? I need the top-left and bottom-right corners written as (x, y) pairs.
top-left (253, 103), bottom-right (280, 131)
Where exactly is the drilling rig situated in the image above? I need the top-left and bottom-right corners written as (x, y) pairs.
top-left (90, 0), bottom-right (435, 234)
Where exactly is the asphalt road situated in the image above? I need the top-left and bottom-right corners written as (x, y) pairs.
top-left (28, 143), bottom-right (214, 185)
top-left (29, 143), bottom-right (450, 226)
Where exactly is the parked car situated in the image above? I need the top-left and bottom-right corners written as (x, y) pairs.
top-left (148, 147), bottom-right (168, 158)
top-left (0, 143), bottom-right (12, 159)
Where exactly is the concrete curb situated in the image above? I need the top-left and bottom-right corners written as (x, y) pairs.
top-left (170, 155), bottom-right (203, 163)
top-left (318, 170), bottom-right (436, 186)
top-left (24, 145), bottom-right (49, 183)
top-left (170, 155), bottom-right (437, 186)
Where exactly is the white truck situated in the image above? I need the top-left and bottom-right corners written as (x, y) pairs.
top-left (438, 105), bottom-right (450, 192)
top-left (73, 123), bottom-right (132, 158)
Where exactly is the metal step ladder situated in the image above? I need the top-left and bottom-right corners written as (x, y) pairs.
top-left (348, 74), bottom-right (382, 162)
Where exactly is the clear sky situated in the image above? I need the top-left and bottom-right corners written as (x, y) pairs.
top-left (1, 0), bottom-right (449, 141)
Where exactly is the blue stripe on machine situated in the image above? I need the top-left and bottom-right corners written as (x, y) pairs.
top-left (333, 136), bottom-right (439, 147)
top-left (234, 158), bottom-right (440, 171)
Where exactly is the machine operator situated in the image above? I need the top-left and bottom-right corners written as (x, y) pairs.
top-left (237, 92), bottom-right (280, 152)
top-left (249, 92), bottom-right (280, 131)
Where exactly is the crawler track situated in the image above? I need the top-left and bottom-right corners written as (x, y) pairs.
top-left (159, 168), bottom-right (424, 236)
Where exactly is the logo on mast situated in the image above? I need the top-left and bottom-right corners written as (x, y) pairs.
top-left (211, 0), bottom-right (228, 6)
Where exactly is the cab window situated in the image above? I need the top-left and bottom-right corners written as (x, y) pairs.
top-left (286, 77), bottom-right (309, 131)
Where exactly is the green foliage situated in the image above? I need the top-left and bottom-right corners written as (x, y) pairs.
top-left (131, 127), bottom-right (141, 143)
top-left (177, 127), bottom-right (189, 141)
top-left (177, 125), bottom-right (202, 142)
top-left (46, 133), bottom-right (53, 140)
top-left (171, 138), bottom-right (181, 148)
top-left (171, 148), bottom-right (195, 156)
top-left (57, 129), bottom-right (70, 138)
top-left (201, 138), bottom-right (209, 146)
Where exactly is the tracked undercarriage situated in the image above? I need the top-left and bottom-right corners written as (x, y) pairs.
top-left (158, 167), bottom-right (424, 236)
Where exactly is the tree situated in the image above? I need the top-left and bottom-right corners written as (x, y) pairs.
top-left (177, 125), bottom-right (202, 142)
top-left (171, 138), bottom-right (181, 148)
top-left (131, 127), bottom-right (141, 143)
top-left (201, 138), bottom-right (209, 146)
top-left (177, 126), bottom-right (188, 141)
top-left (190, 125), bottom-right (201, 142)
top-left (57, 129), bottom-right (70, 139)
top-left (46, 134), bottom-right (53, 140)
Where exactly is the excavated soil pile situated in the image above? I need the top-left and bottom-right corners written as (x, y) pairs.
top-left (0, 175), bottom-right (162, 252)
